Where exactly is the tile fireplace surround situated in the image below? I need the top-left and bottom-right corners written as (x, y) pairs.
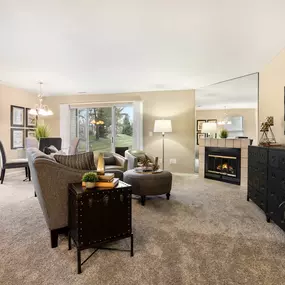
top-left (198, 138), bottom-right (251, 188)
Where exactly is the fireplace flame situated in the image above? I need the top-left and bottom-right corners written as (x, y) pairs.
top-left (217, 163), bottom-right (234, 173)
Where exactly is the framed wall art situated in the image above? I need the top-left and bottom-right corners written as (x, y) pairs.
top-left (26, 108), bottom-right (37, 128)
top-left (197, 120), bottom-right (206, 131)
top-left (207, 119), bottom-right (217, 124)
top-left (11, 105), bottom-right (25, 127)
top-left (197, 133), bottom-right (206, 145)
top-left (26, 129), bottom-right (36, 138)
top-left (11, 129), bottom-right (24, 149)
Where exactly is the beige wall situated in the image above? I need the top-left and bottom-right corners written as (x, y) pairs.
top-left (44, 90), bottom-right (196, 173)
top-left (259, 48), bottom-right (285, 144)
top-left (196, 108), bottom-right (258, 144)
top-left (0, 84), bottom-right (37, 159)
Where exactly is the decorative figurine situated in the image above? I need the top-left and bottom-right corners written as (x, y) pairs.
top-left (259, 116), bottom-right (278, 146)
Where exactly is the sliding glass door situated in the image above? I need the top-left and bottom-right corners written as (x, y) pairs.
top-left (70, 104), bottom-right (134, 153)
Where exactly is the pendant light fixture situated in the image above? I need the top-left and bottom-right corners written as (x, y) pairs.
top-left (29, 82), bottom-right (53, 116)
top-left (217, 106), bottom-right (232, 125)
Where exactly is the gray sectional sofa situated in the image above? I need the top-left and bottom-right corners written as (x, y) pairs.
top-left (27, 148), bottom-right (124, 248)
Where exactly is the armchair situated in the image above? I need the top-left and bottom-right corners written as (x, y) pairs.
top-left (94, 152), bottom-right (128, 172)
top-left (125, 150), bottom-right (157, 170)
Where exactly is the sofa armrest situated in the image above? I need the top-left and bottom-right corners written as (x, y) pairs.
top-left (113, 153), bottom-right (128, 171)
top-left (125, 151), bottom-right (138, 170)
top-left (33, 158), bottom-right (93, 230)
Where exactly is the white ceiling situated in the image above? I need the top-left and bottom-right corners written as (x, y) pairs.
top-left (196, 73), bottom-right (258, 110)
top-left (0, 0), bottom-right (285, 96)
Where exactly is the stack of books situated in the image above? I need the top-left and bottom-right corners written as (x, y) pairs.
top-left (96, 173), bottom-right (119, 188)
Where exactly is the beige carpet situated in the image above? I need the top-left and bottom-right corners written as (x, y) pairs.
top-left (1, 171), bottom-right (285, 285)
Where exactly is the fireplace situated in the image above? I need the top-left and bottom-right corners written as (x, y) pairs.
top-left (205, 147), bottom-right (241, 185)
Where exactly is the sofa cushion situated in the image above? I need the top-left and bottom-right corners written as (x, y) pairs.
top-left (54, 152), bottom-right (96, 170)
top-left (43, 145), bottom-right (59, 155)
top-left (105, 165), bottom-right (124, 171)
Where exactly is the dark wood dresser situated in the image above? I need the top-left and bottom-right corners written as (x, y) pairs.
top-left (248, 146), bottom-right (285, 231)
top-left (247, 146), bottom-right (268, 215)
top-left (68, 181), bottom-right (133, 274)
top-left (267, 148), bottom-right (285, 231)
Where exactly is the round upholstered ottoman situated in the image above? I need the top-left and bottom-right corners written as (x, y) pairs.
top-left (123, 170), bottom-right (172, 205)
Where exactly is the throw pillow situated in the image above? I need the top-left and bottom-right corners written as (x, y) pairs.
top-left (31, 149), bottom-right (56, 162)
top-left (48, 145), bottom-right (59, 153)
top-left (54, 152), bottom-right (96, 170)
top-left (50, 150), bottom-right (66, 158)
top-left (43, 145), bottom-right (59, 155)
top-left (104, 154), bottom-right (116, 165)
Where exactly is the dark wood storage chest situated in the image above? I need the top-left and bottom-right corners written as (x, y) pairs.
top-left (248, 146), bottom-right (285, 230)
top-left (68, 181), bottom-right (133, 274)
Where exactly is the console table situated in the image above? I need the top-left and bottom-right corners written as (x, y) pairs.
top-left (68, 181), bottom-right (133, 274)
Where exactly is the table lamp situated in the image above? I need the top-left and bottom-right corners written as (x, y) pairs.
top-left (201, 122), bottom-right (217, 138)
top-left (153, 119), bottom-right (172, 170)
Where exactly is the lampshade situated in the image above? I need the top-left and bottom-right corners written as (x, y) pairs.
top-left (201, 122), bottom-right (217, 134)
top-left (153, 120), bottom-right (172, 133)
top-left (29, 82), bottom-right (53, 117)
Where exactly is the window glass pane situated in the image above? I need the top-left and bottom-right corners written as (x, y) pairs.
top-left (115, 106), bottom-right (133, 150)
top-left (88, 107), bottom-right (112, 153)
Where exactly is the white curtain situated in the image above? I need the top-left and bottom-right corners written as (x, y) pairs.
top-left (60, 104), bottom-right (71, 152)
top-left (132, 101), bottom-right (143, 150)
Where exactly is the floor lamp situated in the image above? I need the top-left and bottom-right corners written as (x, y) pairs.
top-left (154, 119), bottom-right (172, 170)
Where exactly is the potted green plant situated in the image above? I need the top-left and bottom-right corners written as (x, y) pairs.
top-left (82, 172), bottom-right (98, 189)
top-left (35, 124), bottom-right (50, 141)
top-left (220, 129), bottom-right (228, 139)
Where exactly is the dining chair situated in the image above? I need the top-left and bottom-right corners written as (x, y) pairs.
top-left (39, 138), bottom-right (62, 152)
top-left (69, 138), bottom-right (80, 155)
top-left (0, 140), bottom-right (31, 184)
